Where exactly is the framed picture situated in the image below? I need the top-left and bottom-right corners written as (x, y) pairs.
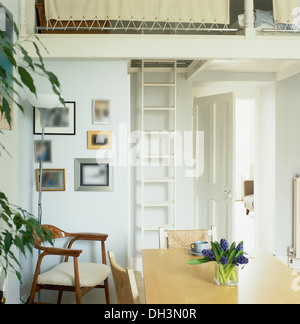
top-left (34, 101), bottom-right (76, 135)
top-left (87, 131), bottom-right (112, 150)
top-left (34, 140), bottom-right (52, 163)
top-left (74, 158), bottom-right (114, 192)
top-left (92, 99), bottom-right (110, 125)
top-left (36, 169), bottom-right (66, 192)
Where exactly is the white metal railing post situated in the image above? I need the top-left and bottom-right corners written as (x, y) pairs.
top-left (244, 0), bottom-right (255, 38)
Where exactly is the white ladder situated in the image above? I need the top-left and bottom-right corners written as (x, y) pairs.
top-left (141, 59), bottom-right (177, 249)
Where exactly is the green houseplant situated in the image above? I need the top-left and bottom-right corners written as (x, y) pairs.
top-left (0, 4), bottom-right (64, 285)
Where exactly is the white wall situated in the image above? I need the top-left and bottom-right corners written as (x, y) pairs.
top-left (259, 84), bottom-right (276, 254)
top-left (275, 74), bottom-right (300, 256)
top-left (18, 59), bottom-right (130, 304)
top-left (176, 74), bottom-right (193, 229)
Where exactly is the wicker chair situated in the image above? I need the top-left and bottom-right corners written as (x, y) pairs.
top-left (158, 225), bottom-right (217, 249)
top-left (108, 251), bottom-right (140, 304)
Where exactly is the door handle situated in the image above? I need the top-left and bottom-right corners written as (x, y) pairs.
top-left (223, 186), bottom-right (233, 199)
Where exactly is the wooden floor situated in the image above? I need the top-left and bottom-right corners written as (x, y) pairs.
top-left (134, 271), bottom-right (146, 304)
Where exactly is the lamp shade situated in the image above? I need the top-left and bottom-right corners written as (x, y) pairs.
top-left (27, 93), bottom-right (61, 109)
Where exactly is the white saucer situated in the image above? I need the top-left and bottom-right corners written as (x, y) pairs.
top-left (188, 249), bottom-right (203, 256)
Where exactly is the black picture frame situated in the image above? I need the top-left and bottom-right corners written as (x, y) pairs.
top-left (33, 101), bottom-right (76, 135)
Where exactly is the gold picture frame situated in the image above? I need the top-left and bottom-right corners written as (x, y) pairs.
top-left (87, 131), bottom-right (112, 150)
top-left (36, 169), bottom-right (66, 192)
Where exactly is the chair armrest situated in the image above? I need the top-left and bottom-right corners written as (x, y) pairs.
top-left (67, 233), bottom-right (108, 250)
top-left (71, 233), bottom-right (108, 242)
top-left (35, 244), bottom-right (82, 258)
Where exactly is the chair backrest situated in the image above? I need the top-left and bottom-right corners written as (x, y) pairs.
top-left (33, 225), bottom-right (72, 246)
top-left (108, 251), bottom-right (140, 304)
top-left (34, 225), bottom-right (109, 265)
top-left (159, 225), bottom-right (217, 249)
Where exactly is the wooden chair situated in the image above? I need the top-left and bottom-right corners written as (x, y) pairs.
top-left (108, 251), bottom-right (140, 304)
top-left (158, 225), bottom-right (217, 249)
top-left (29, 225), bottom-right (110, 304)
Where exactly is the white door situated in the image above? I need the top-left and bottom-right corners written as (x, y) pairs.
top-left (193, 93), bottom-right (235, 242)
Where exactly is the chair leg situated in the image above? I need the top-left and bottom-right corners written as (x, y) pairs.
top-left (28, 285), bottom-right (37, 304)
top-left (57, 289), bottom-right (63, 304)
top-left (73, 257), bottom-right (82, 304)
top-left (104, 278), bottom-right (110, 304)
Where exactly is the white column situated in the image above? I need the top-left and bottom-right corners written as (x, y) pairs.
top-left (20, 0), bottom-right (27, 37)
top-left (244, 0), bottom-right (255, 38)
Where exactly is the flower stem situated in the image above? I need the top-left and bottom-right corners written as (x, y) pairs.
top-left (224, 265), bottom-right (237, 283)
top-left (218, 264), bottom-right (226, 284)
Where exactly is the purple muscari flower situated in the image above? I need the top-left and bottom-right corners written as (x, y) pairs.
top-left (202, 249), bottom-right (215, 261)
top-left (233, 255), bottom-right (249, 266)
top-left (236, 243), bottom-right (244, 252)
top-left (220, 239), bottom-right (229, 251)
top-left (238, 255), bottom-right (249, 265)
top-left (219, 256), bottom-right (229, 265)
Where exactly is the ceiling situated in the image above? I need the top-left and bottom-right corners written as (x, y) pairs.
top-left (206, 59), bottom-right (299, 73)
top-left (129, 59), bottom-right (300, 81)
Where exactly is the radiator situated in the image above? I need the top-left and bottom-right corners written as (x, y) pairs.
top-left (294, 177), bottom-right (300, 259)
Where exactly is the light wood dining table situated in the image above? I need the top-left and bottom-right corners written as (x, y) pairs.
top-left (142, 248), bottom-right (300, 304)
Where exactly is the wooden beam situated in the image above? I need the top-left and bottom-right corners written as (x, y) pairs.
top-left (276, 61), bottom-right (300, 81)
top-left (186, 60), bottom-right (212, 80)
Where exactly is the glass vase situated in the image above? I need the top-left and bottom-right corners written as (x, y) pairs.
top-left (214, 262), bottom-right (238, 286)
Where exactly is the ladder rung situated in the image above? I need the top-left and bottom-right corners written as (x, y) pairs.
top-left (144, 83), bottom-right (175, 87)
top-left (143, 130), bottom-right (175, 134)
top-left (143, 155), bottom-right (174, 159)
top-left (144, 201), bottom-right (175, 207)
top-left (143, 177), bottom-right (175, 183)
top-left (143, 107), bottom-right (175, 111)
top-left (143, 224), bottom-right (175, 231)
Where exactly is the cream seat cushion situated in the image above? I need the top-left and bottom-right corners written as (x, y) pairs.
top-left (38, 262), bottom-right (110, 287)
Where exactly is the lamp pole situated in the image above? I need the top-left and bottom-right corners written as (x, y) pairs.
top-left (27, 93), bottom-right (61, 224)
top-left (38, 126), bottom-right (45, 224)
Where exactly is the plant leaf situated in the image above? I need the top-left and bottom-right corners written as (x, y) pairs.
top-left (14, 235), bottom-right (25, 256)
top-left (187, 259), bottom-right (211, 265)
top-left (3, 47), bottom-right (16, 66)
top-left (1, 97), bottom-right (11, 128)
top-left (19, 45), bottom-right (35, 71)
top-left (17, 66), bottom-right (36, 95)
top-left (4, 231), bottom-right (12, 254)
top-left (13, 22), bottom-right (19, 38)
top-left (211, 242), bottom-right (220, 262)
top-left (228, 249), bottom-right (237, 264)
top-left (45, 71), bottom-right (60, 88)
